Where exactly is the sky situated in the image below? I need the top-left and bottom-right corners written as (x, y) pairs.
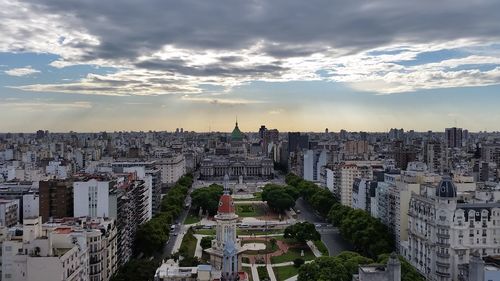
top-left (1, 0), bottom-right (500, 132)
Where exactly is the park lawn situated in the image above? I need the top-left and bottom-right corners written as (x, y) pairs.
top-left (314, 240), bottom-right (329, 256)
top-left (241, 239), bottom-right (279, 254)
top-left (179, 229), bottom-right (197, 258)
top-left (236, 204), bottom-right (266, 217)
top-left (193, 229), bottom-right (216, 235)
top-left (270, 247), bottom-right (315, 264)
top-left (257, 266), bottom-right (269, 280)
top-left (274, 265), bottom-right (299, 281)
top-left (184, 212), bottom-right (201, 225)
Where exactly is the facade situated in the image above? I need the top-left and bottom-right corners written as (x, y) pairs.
top-left (157, 154), bottom-right (186, 185)
top-left (481, 144), bottom-right (500, 167)
top-left (1, 217), bottom-right (89, 281)
top-left (22, 194), bottom-right (39, 219)
top-left (0, 199), bottom-right (19, 227)
top-left (425, 141), bottom-right (447, 174)
top-left (445, 127), bottom-right (463, 148)
top-left (42, 217), bottom-right (118, 281)
top-left (39, 179), bottom-right (74, 222)
top-left (327, 161), bottom-right (383, 206)
top-left (303, 149), bottom-right (328, 182)
top-left (406, 178), bottom-right (500, 281)
top-left (199, 156), bottom-right (273, 180)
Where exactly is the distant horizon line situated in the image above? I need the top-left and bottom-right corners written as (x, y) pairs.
top-left (1, 129), bottom-right (499, 135)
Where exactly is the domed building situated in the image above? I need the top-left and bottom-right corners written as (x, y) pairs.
top-left (199, 120), bottom-right (274, 181)
top-left (230, 120), bottom-right (244, 142)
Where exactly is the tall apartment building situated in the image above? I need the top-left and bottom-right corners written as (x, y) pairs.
top-left (73, 174), bottom-right (149, 266)
top-left (39, 179), bottom-right (74, 222)
top-left (405, 178), bottom-right (500, 281)
top-left (375, 165), bottom-right (440, 252)
top-left (303, 149), bottom-right (328, 182)
top-left (157, 154), bottom-right (186, 185)
top-left (73, 178), bottom-right (115, 218)
top-left (112, 162), bottom-right (162, 216)
top-left (445, 127), bottom-right (463, 148)
top-left (424, 140), bottom-right (447, 174)
top-left (481, 144), bottom-right (500, 167)
top-left (326, 161), bottom-right (383, 206)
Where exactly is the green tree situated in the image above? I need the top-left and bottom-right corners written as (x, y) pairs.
top-left (284, 222), bottom-right (321, 243)
top-left (200, 236), bottom-right (214, 250)
top-left (191, 184), bottom-right (223, 216)
top-left (262, 184), bottom-right (296, 213)
top-left (110, 259), bottom-right (159, 281)
top-left (297, 252), bottom-right (372, 281)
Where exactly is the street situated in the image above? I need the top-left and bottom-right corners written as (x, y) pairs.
top-left (295, 198), bottom-right (353, 256)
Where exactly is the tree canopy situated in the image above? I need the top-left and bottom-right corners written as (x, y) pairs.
top-left (298, 252), bottom-right (372, 281)
top-left (284, 222), bottom-right (321, 243)
top-left (190, 184), bottom-right (223, 216)
top-left (261, 184), bottom-right (296, 213)
top-left (328, 203), bottom-right (394, 258)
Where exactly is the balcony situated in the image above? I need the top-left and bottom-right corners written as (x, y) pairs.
top-left (436, 252), bottom-right (450, 258)
top-left (436, 271), bottom-right (450, 277)
top-left (436, 233), bottom-right (450, 239)
top-left (436, 261), bottom-right (450, 268)
top-left (436, 241), bottom-right (450, 247)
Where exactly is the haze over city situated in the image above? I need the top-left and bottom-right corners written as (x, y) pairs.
top-left (2, 0), bottom-right (500, 132)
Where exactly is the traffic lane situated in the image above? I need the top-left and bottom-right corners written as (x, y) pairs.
top-left (295, 198), bottom-right (326, 223)
top-left (295, 198), bottom-right (353, 256)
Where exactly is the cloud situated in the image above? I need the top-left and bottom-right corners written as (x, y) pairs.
top-left (4, 66), bottom-right (40, 76)
top-left (2, 0), bottom-right (500, 95)
top-left (0, 100), bottom-right (92, 111)
top-left (181, 95), bottom-right (264, 105)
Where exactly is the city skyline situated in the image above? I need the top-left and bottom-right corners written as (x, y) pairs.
top-left (1, 1), bottom-right (500, 132)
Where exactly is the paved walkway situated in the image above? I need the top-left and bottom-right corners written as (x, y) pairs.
top-left (267, 264), bottom-right (277, 281)
top-left (193, 234), bottom-right (209, 258)
top-left (306, 240), bottom-right (323, 257)
top-left (250, 264), bottom-right (260, 281)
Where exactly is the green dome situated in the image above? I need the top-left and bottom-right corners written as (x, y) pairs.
top-left (231, 122), bottom-right (243, 141)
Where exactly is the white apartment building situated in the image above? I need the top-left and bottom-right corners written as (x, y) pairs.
top-left (303, 149), bottom-right (328, 182)
top-left (74, 178), bottom-right (115, 218)
top-left (406, 178), bottom-right (500, 281)
top-left (1, 217), bottom-right (89, 281)
top-left (22, 194), bottom-right (39, 219)
top-left (46, 160), bottom-right (71, 179)
top-left (44, 217), bottom-right (118, 281)
top-left (157, 154), bottom-right (186, 184)
top-left (326, 160), bottom-right (383, 206)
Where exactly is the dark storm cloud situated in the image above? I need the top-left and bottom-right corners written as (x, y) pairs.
top-left (25, 0), bottom-right (500, 61)
top-left (135, 58), bottom-right (288, 77)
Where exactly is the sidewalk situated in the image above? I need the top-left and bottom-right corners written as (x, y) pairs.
top-left (193, 234), bottom-right (208, 258)
top-left (267, 264), bottom-right (277, 281)
top-left (306, 240), bottom-right (323, 257)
